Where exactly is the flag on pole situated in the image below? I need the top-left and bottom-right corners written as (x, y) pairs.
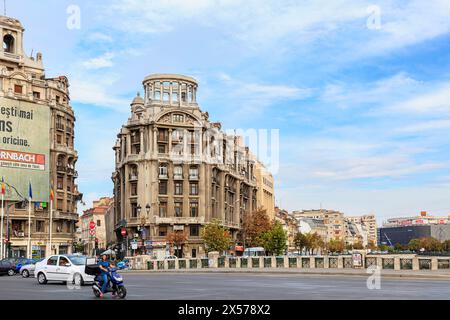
top-left (1, 177), bottom-right (4, 195)
top-left (28, 180), bottom-right (32, 199)
top-left (50, 186), bottom-right (54, 202)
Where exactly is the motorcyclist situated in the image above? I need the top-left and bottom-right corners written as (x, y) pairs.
top-left (98, 254), bottom-right (110, 298)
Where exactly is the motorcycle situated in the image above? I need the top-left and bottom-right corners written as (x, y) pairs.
top-left (91, 266), bottom-right (127, 299)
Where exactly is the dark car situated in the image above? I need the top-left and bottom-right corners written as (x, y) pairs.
top-left (0, 260), bottom-right (16, 276)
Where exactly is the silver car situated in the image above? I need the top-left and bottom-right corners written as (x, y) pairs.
top-left (20, 259), bottom-right (43, 278)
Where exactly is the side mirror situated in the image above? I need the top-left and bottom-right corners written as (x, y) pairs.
top-left (65, 263), bottom-right (71, 267)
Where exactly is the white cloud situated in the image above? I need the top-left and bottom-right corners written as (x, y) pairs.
top-left (86, 32), bottom-right (114, 43)
top-left (70, 78), bottom-right (130, 111)
top-left (388, 82), bottom-right (450, 114)
top-left (82, 52), bottom-right (115, 70)
top-left (397, 120), bottom-right (450, 133)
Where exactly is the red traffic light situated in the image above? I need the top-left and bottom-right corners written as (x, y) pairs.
top-left (121, 228), bottom-right (126, 236)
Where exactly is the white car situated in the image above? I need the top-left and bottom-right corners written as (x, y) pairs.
top-left (35, 255), bottom-right (95, 286)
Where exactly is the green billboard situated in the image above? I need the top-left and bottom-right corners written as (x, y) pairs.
top-left (0, 98), bottom-right (50, 202)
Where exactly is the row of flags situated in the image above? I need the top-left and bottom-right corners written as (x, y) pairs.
top-left (1, 176), bottom-right (54, 202)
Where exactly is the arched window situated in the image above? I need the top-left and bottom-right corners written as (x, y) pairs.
top-left (3, 35), bottom-right (14, 53)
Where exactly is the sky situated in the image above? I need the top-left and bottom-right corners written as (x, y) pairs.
top-left (7, 0), bottom-right (450, 223)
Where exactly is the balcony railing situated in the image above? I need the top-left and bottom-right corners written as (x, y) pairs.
top-left (56, 123), bottom-right (65, 131)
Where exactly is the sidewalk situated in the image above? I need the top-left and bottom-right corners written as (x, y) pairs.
top-left (122, 268), bottom-right (450, 279)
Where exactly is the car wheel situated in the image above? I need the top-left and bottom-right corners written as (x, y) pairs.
top-left (7, 269), bottom-right (15, 276)
top-left (37, 272), bottom-right (47, 284)
top-left (72, 273), bottom-right (84, 286)
top-left (22, 269), bottom-right (30, 278)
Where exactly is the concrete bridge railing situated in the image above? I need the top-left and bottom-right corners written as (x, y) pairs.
top-left (125, 254), bottom-right (450, 272)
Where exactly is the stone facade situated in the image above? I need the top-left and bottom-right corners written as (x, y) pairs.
top-left (0, 16), bottom-right (80, 258)
top-left (80, 197), bottom-right (113, 255)
top-left (112, 74), bottom-right (260, 258)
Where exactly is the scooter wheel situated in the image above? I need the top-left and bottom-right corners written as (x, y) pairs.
top-left (117, 286), bottom-right (127, 299)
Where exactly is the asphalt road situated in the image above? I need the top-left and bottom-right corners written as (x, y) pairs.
top-left (1, 272), bottom-right (449, 300)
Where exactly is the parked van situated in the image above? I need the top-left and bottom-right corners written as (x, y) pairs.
top-left (243, 247), bottom-right (265, 257)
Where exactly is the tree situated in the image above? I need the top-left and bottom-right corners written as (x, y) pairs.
top-left (261, 221), bottom-right (287, 256)
top-left (294, 232), bottom-right (309, 254)
top-left (442, 240), bottom-right (450, 252)
top-left (166, 231), bottom-right (188, 258)
top-left (201, 219), bottom-right (233, 253)
top-left (394, 243), bottom-right (403, 252)
top-left (307, 233), bottom-right (325, 255)
top-left (242, 209), bottom-right (273, 247)
top-left (420, 237), bottom-right (442, 252)
top-left (407, 238), bottom-right (421, 252)
top-left (366, 240), bottom-right (377, 250)
top-left (352, 241), bottom-right (364, 250)
top-left (327, 239), bottom-right (345, 253)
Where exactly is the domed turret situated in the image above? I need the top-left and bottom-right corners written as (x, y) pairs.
top-left (131, 92), bottom-right (144, 106)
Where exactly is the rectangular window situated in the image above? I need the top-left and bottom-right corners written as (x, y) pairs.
top-left (154, 91), bottom-right (161, 100)
top-left (56, 134), bottom-right (62, 144)
top-left (159, 202), bottom-right (167, 217)
top-left (97, 220), bottom-right (101, 227)
top-left (57, 176), bottom-right (64, 190)
top-left (190, 202), bottom-right (198, 217)
top-left (190, 183), bottom-right (198, 195)
top-left (159, 226), bottom-right (167, 237)
top-left (14, 85), bottom-right (22, 94)
top-left (57, 199), bottom-right (63, 211)
top-left (163, 92), bottom-right (170, 102)
top-left (172, 93), bottom-right (178, 102)
top-left (174, 182), bottom-right (183, 195)
top-left (159, 181), bottom-right (167, 195)
top-left (131, 203), bottom-right (138, 218)
top-left (33, 91), bottom-right (40, 99)
top-left (158, 144), bottom-right (166, 154)
top-left (174, 166), bottom-right (183, 179)
top-left (130, 182), bottom-right (138, 196)
top-left (158, 129), bottom-right (168, 141)
top-left (159, 164), bottom-right (167, 177)
top-left (190, 225), bottom-right (199, 237)
top-left (36, 221), bottom-right (45, 232)
top-left (189, 167), bottom-right (199, 179)
top-left (174, 202), bottom-right (183, 217)
top-left (173, 114), bottom-right (184, 123)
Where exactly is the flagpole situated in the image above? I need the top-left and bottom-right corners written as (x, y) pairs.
top-left (27, 181), bottom-right (32, 259)
top-left (1, 191), bottom-right (4, 260)
top-left (49, 197), bottom-right (53, 256)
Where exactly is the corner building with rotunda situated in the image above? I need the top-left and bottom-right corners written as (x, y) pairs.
top-left (112, 74), bottom-right (266, 258)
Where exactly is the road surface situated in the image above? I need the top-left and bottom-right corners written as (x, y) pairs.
top-left (0, 272), bottom-right (449, 300)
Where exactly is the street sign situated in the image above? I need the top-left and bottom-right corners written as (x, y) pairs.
top-left (89, 229), bottom-right (95, 236)
top-left (89, 221), bottom-right (96, 230)
top-left (121, 228), bottom-right (126, 236)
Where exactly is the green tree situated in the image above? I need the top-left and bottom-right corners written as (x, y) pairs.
top-left (394, 243), bottom-right (403, 252)
top-left (262, 221), bottom-right (288, 256)
top-left (407, 238), bottom-right (421, 251)
top-left (327, 239), bottom-right (345, 253)
top-left (308, 233), bottom-right (325, 255)
top-left (442, 240), bottom-right (450, 252)
top-left (201, 219), bottom-right (233, 253)
top-left (294, 232), bottom-right (308, 254)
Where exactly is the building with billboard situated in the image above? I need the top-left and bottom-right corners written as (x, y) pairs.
top-left (112, 74), bottom-right (260, 258)
top-left (378, 211), bottom-right (450, 246)
top-left (0, 16), bottom-right (81, 258)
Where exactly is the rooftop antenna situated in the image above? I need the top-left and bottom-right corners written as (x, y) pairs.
top-left (3, 0), bottom-right (6, 16)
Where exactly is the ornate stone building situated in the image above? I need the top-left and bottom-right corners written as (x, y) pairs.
top-left (112, 74), bottom-right (260, 258)
top-left (0, 16), bottom-right (80, 258)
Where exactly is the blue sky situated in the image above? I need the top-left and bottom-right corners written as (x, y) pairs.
top-left (8, 0), bottom-right (450, 223)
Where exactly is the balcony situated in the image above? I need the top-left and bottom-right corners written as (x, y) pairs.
top-left (56, 123), bottom-right (65, 131)
top-left (129, 174), bottom-right (138, 181)
top-left (154, 216), bottom-right (205, 225)
top-left (57, 165), bottom-right (66, 173)
top-left (159, 174), bottom-right (168, 180)
top-left (189, 174), bottom-right (199, 181)
top-left (173, 174), bottom-right (183, 180)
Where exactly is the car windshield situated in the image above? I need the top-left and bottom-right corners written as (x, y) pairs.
top-left (68, 256), bottom-right (87, 265)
